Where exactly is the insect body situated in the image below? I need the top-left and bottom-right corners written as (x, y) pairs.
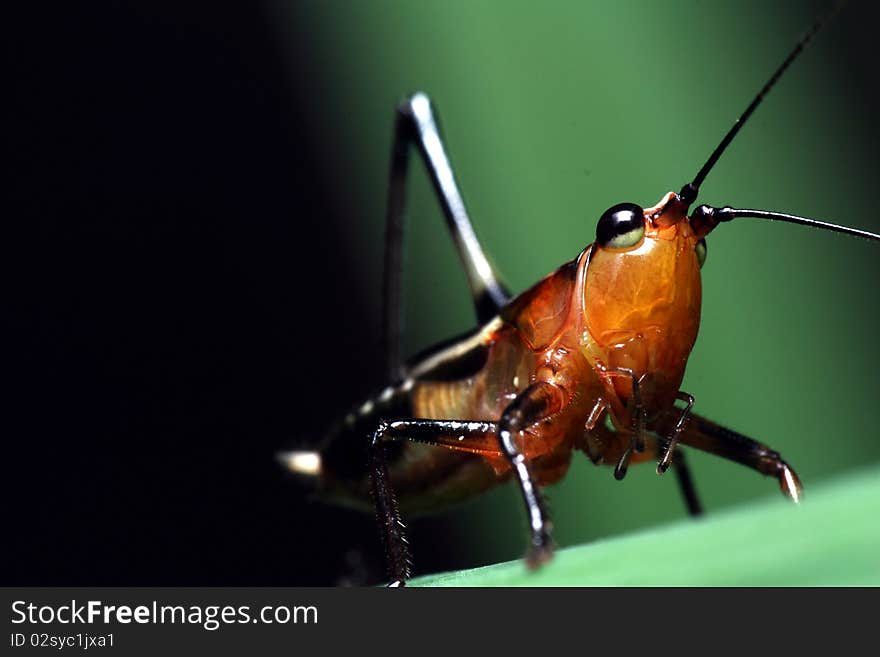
top-left (281, 7), bottom-right (879, 585)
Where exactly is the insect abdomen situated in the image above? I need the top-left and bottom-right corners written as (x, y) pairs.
top-left (411, 326), bottom-right (535, 424)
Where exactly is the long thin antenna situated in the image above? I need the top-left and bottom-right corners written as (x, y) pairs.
top-left (678, 3), bottom-right (843, 206)
top-left (692, 204), bottom-right (880, 242)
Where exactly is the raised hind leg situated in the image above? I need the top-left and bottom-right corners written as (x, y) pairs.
top-left (382, 93), bottom-right (510, 377)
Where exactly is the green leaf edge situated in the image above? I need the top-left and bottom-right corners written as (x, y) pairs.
top-left (410, 465), bottom-right (880, 587)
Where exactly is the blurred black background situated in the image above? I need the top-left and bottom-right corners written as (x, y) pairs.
top-left (6, 2), bottom-right (464, 585)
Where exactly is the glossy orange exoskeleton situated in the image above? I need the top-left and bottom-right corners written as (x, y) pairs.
top-left (281, 6), bottom-right (879, 585)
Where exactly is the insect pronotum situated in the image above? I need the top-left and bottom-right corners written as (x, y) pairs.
top-left (278, 2), bottom-right (879, 585)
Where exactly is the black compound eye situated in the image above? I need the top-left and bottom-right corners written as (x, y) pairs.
top-left (596, 202), bottom-right (645, 249)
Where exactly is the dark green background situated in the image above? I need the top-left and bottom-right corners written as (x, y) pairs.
top-left (270, 0), bottom-right (880, 568)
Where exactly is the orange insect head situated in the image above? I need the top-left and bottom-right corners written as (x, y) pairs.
top-left (582, 192), bottom-right (703, 410)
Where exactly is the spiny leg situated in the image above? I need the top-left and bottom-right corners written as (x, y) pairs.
top-left (368, 434), bottom-right (410, 587)
top-left (383, 93), bottom-right (510, 378)
top-left (368, 419), bottom-right (500, 586)
top-left (496, 382), bottom-right (567, 568)
top-left (669, 412), bottom-right (803, 502)
top-left (655, 392), bottom-right (702, 516)
top-left (656, 391), bottom-right (695, 474)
